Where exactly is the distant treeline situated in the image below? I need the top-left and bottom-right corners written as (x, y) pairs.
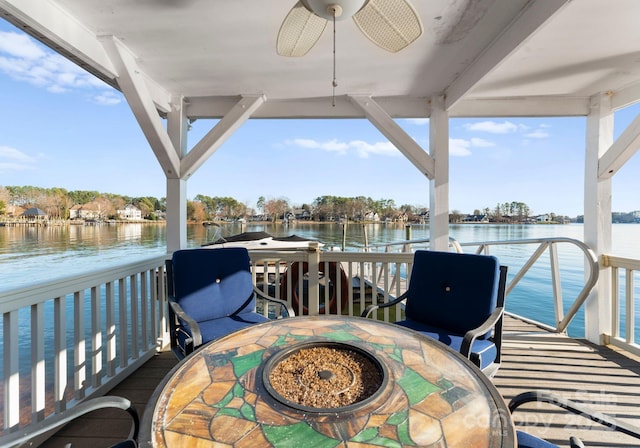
top-left (2, 185), bottom-right (635, 223)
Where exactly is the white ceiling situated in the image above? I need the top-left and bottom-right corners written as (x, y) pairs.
top-left (1, 0), bottom-right (640, 118)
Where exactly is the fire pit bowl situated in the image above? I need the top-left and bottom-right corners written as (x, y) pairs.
top-left (263, 340), bottom-right (388, 414)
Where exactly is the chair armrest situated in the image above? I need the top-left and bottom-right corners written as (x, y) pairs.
top-left (168, 297), bottom-right (203, 347)
top-left (254, 286), bottom-right (295, 317)
top-left (361, 291), bottom-right (408, 318)
top-left (0, 396), bottom-right (139, 447)
top-left (460, 306), bottom-right (504, 358)
top-left (509, 390), bottom-right (640, 440)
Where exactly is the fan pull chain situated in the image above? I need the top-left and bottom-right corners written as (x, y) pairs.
top-left (332, 11), bottom-right (337, 107)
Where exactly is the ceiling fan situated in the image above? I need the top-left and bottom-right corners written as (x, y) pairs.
top-left (277, 0), bottom-right (423, 57)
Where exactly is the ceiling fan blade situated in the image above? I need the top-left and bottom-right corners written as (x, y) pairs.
top-left (277, 1), bottom-right (328, 57)
top-left (353, 0), bottom-right (423, 53)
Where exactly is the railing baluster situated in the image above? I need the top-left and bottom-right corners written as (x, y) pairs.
top-left (151, 268), bottom-right (159, 348)
top-left (31, 303), bottom-right (45, 423)
top-left (74, 291), bottom-right (86, 400)
top-left (130, 274), bottom-right (139, 359)
top-left (3, 310), bottom-right (19, 431)
top-left (140, 271), bottom-right (149, 353)
top-left (91, 286), bottom-right (102, 389)
top-left (549, 242), bottom-right (564, 329)
top-left (119, 278), bottom-right (127, 369)
top-left (626, 268), bottom-right (635, 345)
top-left (53, 296), bottom-right (66, 413)
top-left (382, 262), bottom-right (389, 323)
top-left (106, 281), bottom-right (116, 378)
top-left (611, 266), bottom-right (620, 339)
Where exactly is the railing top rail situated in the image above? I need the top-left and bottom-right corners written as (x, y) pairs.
top-left (461, 236), bottom-right (599, 334)
top-left (602, 255), bottom-right (640, 270)
top-left (361, 237), bottom-right (463, 253)
top-left (0, 254), bottom-right (169, 314)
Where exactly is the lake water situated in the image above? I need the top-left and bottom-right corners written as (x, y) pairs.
top-left (1, 222), bottom-right (639, 337)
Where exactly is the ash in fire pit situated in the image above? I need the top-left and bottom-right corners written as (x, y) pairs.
top-left (264, 342), bottom-right (385, 411)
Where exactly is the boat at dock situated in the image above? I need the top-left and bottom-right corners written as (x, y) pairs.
top-left (202, 230), bottom-right (324, 250)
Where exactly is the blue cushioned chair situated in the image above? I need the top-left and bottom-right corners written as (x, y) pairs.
top-left (509, 391), bottom-right (640, 447)
top-left (361, 250), bottom-right (507, 377)
top-left (167, 247), bottom-right (294, 359)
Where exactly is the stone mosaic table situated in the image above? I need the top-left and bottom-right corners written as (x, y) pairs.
top-left (140, 316), bottom-right (515, 447)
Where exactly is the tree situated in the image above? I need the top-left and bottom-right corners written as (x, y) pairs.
top-left (257, 196), bottom-right (265, 215)
top-left (187, 200), bottom-right (206, 222)
top-left (264, 197), bottom-right (289, 221)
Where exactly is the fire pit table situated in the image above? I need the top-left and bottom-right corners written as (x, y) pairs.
top-left (140, 316), bottom-right (515, 447)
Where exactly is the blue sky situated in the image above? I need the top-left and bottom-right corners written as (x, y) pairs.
top-left (0, 20), bottom-right (638, 218)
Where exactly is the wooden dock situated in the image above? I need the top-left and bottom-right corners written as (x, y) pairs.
top-left (37, 315), bottom-right (640, 448)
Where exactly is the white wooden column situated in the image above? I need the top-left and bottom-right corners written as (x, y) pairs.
top-left (429, 95), bottom-right (450, 251)
top-left (584, 93), bottom-right (613, 343)
top-left (166, 97), bottom-right (189, 253)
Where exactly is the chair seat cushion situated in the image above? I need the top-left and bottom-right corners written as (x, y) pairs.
top-left (516, 430), bottom-right (559, 448)
top-left (395, 319), bottom-right (497, 371)
top-left (177, 312), bottom-right (269, 349)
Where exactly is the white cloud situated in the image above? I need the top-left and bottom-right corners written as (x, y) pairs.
top-left (449, 138), bottom-right (472, 157)
top-left (0, 31), bottom-right (116, 102)
top-left (0, 146), bottom-right (38, 172)
top-left (94, 91), bottom-right (122, 106)
top-left (350, 140), bottom-right (397, 158)
top-left (284, 138), bottom-right (398, 158)
top-left (525, 129), bottom-right (550, 139)
top-left (470, 137), bottom-right (495, 147)
top-left (0, 31), bottom-right (45, 60)
top-left (286, 138), bottom-right (349, 153)
top-left (464, 121), bottom-right (519, 134)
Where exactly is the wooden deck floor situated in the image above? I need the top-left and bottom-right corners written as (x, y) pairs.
top-left (38, 315), bottom-right (640, 448)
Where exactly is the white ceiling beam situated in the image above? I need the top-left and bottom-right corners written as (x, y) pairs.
top-left (450, 96), bottom-right (591, 117)
top-left (598, 112), bottom-right (640, 179)
top-left (444, 0), bottom-right (570, 111)
top-left (185, 96), bottom-right (430, 120)
top-left (611, 81), bottom-right (640, 111)
top-left (181, 95), bottom-right (266, 179)
top-left (100, 36), bottom-right (180, 179)
top-left (349, 95), bottom-right (434, 179)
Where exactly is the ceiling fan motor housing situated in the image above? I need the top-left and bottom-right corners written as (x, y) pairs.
top-left (301, 0), bottom-right (368, 20)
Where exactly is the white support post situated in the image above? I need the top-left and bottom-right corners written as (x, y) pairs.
top-left (166, 97), bottom-right (189, 252)
top-left (584, 93), bottom-right (613, 343)
top-left (166, 178), bottom-right (187, 253)
top-left (429, 95), bottom-right (450, 251)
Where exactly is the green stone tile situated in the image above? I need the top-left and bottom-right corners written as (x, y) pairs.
top-left (323, 330), bottom-right (362, 342)
top-left (240, 402), bottom-right (255, 421)
top-left (397, 418), bottom-right (415, 446)
top-left (263, 422), bottom-right (340, 448)
top-left (386, 410), bottom-right (408, 426)
top-left (231, 349), bottom-right (265, 377)
top-left (217, 407), bottom-right (242, 418)
top-left (396, 367), bottom-right (441, 405)
top-left (351, 427), bottom-right (379, 442)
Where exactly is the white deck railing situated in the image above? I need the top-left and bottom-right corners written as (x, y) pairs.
top-left (0, 255), bottom-right (169, 436)
top-left (602, 254), bottom-right (640, 356)
top-left (1, 239), bottom-right (636, 441)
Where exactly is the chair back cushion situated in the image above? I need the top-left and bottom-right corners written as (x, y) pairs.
top-left (404, 250), bottom-right (500, 336)
top-left (171, 247), bottom-right (255, 322)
